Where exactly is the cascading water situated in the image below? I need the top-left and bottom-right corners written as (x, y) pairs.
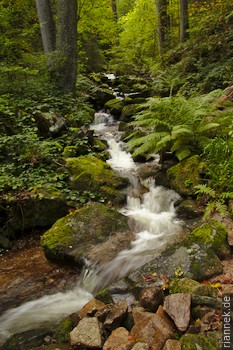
top-left (0, 112), bottom-right (182, 344)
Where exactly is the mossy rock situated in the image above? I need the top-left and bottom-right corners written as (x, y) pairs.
top-left (167, 155), bottom-right (204, 196)
top-left (63, 146), bottom-right (77, 158)
top-left (104, 99), bottom-right (124, 118)
top-left (95, 288), bottom-right (114, 304)
top-left (176, 199), bottom-right (205, 219)
top-left (120, 104), bottom-right (141, 122)
top-left (179, 333), bottom-right (217, 350)
top-left (169, 278), bottom-right (218, 298)
top-left (66, 154), bottom-right (128, 204)
top-left (41, 202), bottom-right (131, 267)
top-left (187, 219), bottom-right (230, 258)
top-left (54, 317), bottom-right (73, 343)
top-left (0, 329), bottom-right (53, 350)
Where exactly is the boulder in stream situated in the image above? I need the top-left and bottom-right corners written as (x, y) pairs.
top-left (40, 202), bottom-right (133, 267)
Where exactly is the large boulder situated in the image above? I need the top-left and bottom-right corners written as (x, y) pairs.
top-left (104, 99), bottom-right (124, 118)
top-left (167, 155), bottom-right (204, 196)
top-left (40, 202), bottom-right (133, 267)
top-left (66, 155), bottom-right (128, 205)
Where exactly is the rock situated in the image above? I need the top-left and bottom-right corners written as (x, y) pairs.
top-left (34, 112), bottom-right (66, 137)
top-left (104, 99), bottom-right (124, 118)
top-left (163, 293), bottom-right (191, 332)
top-left (54, 317), bottom-right (73, 343)
top-left (191, 295), bottom-right (222, 308)
top-left (95, 304), bottom-right (113, 323)
top-left (7, 190), bottom-right (68, 233)
top-left (66, 154), bottom-right (128, 204)
top-left (70, 317), bottom-right (103, 348)
top-left (199, 310), bottom-right (222, 334)
top-left (96, 288), bottom-right (114, 304)
top-left (169, 278), bottom-right (218, 298)
top-left (162, 339), bottom-right (182, 350)
top-left (188, 219), bottom-right (230, 258)
top-left (130, 306), bottom-right (175, 350)
top-left (131, 343), bottom-right (149, 350)
top-left (120, 104), bottom-right (141, 123)
top-left (176, 199), bottom-right (205, 219)
top-left (41, 202), bottom-right (132, 267)
top-left (0, 329), bottom-right (54, 350)
top-left (78, 299), bottom-right (106, 318)
top-left (90, 87), bottom-right (115, 109)
top-left (167, 155), bottom-right (204, 196)
top-left (139, 286), bottom-right (164, 312)
top-left (127, 241), bottom-right (223, 287)
top-left (104, 300), bottom-right (128, 331)
top-left (179, 333), bottom-right (217, 350)
top-left (103, 327), bottom-right (135, 350)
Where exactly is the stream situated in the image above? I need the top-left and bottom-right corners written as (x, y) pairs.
top-left (0, 112), bottom-right (182, 344)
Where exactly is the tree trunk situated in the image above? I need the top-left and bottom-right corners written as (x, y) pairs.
top-left (180, 0), bottom-right (189, 42)
top-left (156, 0), bottom-right (170, 56)
top-left (35, 0), bottom-right (56, 54)
top-left (55, 0), bottom-right (78, 94)
top-left (112, 0), bottom-right (117, 20)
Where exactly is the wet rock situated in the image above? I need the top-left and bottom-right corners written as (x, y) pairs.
top-left (163, 293), bottom-right (191, 332)
top-left (54, 317), bottom-right (73, 343)
top-left (66, 154), bottom-right (128, 204)
top-left (199, 310), bottom-right (222, 334)
top-left (139, 286), bottom-right (164, 312)
top-left (96, 288), bottom-right (114, 304)
top-left (120, 104), bottom-right (141, 123)
top-left (95, 304), bottom-right (113, 323)
top-left (191, 295), bottom-right (222, 308)
top-left (179, 333), bottom-right (217, 350)
top-left (90, 87), bottom-right (115, 109)
top-left (103, 327), bottom-right (135, 350)
top-left (41, 202), bottom-right (132, 267)
top-left (78, 299), bottom-right (106, 318)
top-left (104, 99), bottom-right (124, 118)
top-left (34, 112), bottom-right (66, 137)
top-left (130, 306), bottom-right (175, 350)
top-left (176, 199), bottom-right (205, 219)
top-left (167, 155), bottom-right (204, 196)
top-left (104, 300), bottom-right (128, 331)
top-left (162, 339), bottom-right (182, 350)
top-left (70, 317), bottom-right (103, 348)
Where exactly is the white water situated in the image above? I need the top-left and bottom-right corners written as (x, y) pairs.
top-left (0, 114), bottom-right (181, 344)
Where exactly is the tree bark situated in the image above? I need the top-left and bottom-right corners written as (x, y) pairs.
top-left (180, 0), bottom-right (189, 42)
top-left (55, 0), bottom-right (78, 94)
top-left (156, 0), bottom-right (170, 56)
top-left (112, 0), bottom-right (117, 20)
top-left (35, 0), bottom-right (56, 54)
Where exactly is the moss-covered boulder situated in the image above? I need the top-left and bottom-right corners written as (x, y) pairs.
top-left (66, 155), bottom-right (128, 205)
top-left (41, 202), bottom-right (132, 267)
top-left (179, 334), bottom-right (217, 350)
top-left (120, 104), bottom-right (141, 123)
top-left (187, 220), bottom-right (230, 258)
top-left (104, 99), bottom-right (124, 118)
top-left (167, 155), bottom-right (204, 196)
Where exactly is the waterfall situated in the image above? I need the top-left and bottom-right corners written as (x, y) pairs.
top-left (0, 113), bottom-right (181, 344)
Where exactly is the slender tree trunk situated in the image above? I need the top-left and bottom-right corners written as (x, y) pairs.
top-left (112, 0), bottom-right (117, 20)
top-left (55, 0), bottom-right (78, 94)
top-left (180, 0), bottom-right (189, 42)
top-left (35, 0), bottom-right (56, 54)
top-left (156, 0), bottom-right (170, 56)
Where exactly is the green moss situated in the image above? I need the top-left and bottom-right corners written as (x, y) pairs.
top-left (189, 219), bottom-right (230, 258)
top-left (167, 155), bottom-right (204, 196)
top-left (179, 334), bottom-right (217, 350)
top-left (104, 99), bottom-right (124, 117)
top-left (54, 317), bottom-right (73, 343)
top-left (62, 146), bottom-right (77, 158)
top-left (169, 278), bottom-right (217, 297)
top-left (95, 288), bottom-right (113, 304)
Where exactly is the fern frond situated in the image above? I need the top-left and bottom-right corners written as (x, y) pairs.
top-left (197, 123), bottom-right (220, 133)
top-left (194, 184), bottom-right (216, 197)
top-left (175, 148), bottom-right (192, 161)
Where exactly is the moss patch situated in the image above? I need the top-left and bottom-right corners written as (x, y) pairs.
top-left (179, 333), bottom-right (217, 350)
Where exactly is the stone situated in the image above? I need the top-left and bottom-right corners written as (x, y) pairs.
top-left (162, 339), bottom-right (182, 350)
top-left (191, 295), bottom-right (222, 308)
top-left (130, 306), bottom-right (175, 350)
top-left (120, 104), bottom-right (141, 123)
top-left (104, 300), bottom-right (128, 331)
top-left (169, 278), bottom-right (218, 298)
top-left (131, 343), bottom-right (149, 350)
top-left (163, 293), bottom-right (191, 332)
top-left (104, 99), bottom-right (124, 118)
top-left (167, 155), bottom-right (204, 196)
top-left (103, 327), bottom-right (135, 350)
top-left (70, 317), bottom-right (103, 348)
top-left (66, 154), bottom-right (128, 204)
top-left (139, 286), bottom-right (164, 312)
top-left (41, 202), bottom-right (133, 267)
top-left (176, 199), bottom-right (205, 219)
top-left (34, 111), bottom-right (66, 137)
top-left (78, 299), bottom-right (106, 318)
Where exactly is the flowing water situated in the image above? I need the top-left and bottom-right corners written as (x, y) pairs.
top-left (0, 112), bottom-right (182, 344)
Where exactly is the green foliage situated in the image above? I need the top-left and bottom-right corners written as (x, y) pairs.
top-left (194, 137), bottom-right (233, 217)
top-left (127, 93), bottom-right (221, 160)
